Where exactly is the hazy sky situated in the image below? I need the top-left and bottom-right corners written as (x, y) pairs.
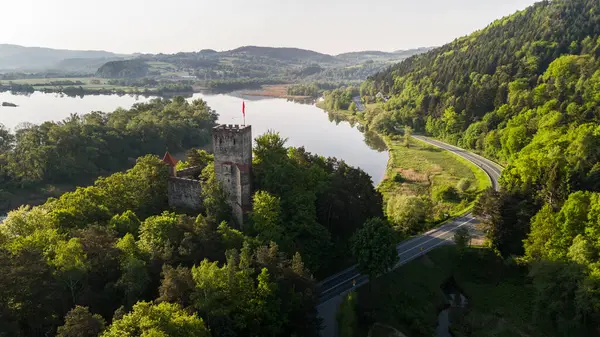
top-left (2, 0), bottom-right (538, 55)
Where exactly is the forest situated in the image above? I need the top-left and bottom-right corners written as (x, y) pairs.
top-left (0, 97), bottom-right (217, 212)
top-left (359, 0), bottom-right (600, 334)
top-left (0, 114), bottom-right (385, 336)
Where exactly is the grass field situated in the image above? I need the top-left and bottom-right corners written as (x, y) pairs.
top-left (379, 135), bottom-right (491, 221)
top-left (356, 246), bottom-right (536, 337)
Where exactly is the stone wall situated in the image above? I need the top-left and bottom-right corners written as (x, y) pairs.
top-left (167, 177), bottom-right (203, 211)
top-left (213, 124), bottom-right (252, 227)
top-left (177, 166), bottom-right (204, 178)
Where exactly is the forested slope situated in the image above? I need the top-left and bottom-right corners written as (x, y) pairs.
top-left (360, 0), bottom-right (600, 335)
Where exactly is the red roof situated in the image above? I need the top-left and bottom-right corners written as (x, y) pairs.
top-left (162, 152), bottom-right (178, 167)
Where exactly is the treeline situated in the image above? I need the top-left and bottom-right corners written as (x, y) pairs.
top-left (0, 97), bottom-right (217, 210)
top-left (321, 86), bottom-right (359, 111)
top-left (286, 82), bottom-right (341, 98)
top-left (40, 84), bottom-right (193, 97)
top-left (251, 132), bottom-right (383, 275)
top-left (0, 129), bottom-right (386, 336)
top-left (206, 78), bottom-right (285, 91)
top-left (96, 59), bottom-right (149, 79)
top-left (0, 155), bottom-right (320, 337)
top-left (363, 0), bottom-right (600, 334)
top-left (0, 82), bottom-right (35, 93)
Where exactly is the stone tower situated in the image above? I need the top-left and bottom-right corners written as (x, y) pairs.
top-left (213, 124), bottom-right (252, 227)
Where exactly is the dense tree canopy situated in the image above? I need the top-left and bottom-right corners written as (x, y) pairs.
top-left (0, 97), bottom-right (217, 212)
top-left (359, 0), bottom-right (600, 333)
top-left (251, 132), bottom-right (383, 277)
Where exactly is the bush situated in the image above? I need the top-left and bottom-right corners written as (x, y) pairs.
top-left (393, 173), bottom-right (405, 183)
top-left (386, 195), bottom-right (430, 233)
top-left (456, 179), bottom-right (472, 192)
top-left (433, 185), bottom-right (460, 202)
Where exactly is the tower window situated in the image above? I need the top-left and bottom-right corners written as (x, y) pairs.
top-left (233, 139), bottom-right (236, 145)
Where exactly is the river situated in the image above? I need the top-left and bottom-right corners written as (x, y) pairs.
top-left (0, 91), bottom-right (388, 185)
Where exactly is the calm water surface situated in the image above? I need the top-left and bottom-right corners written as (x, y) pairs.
top-left (0, 92), bottom-right (388, 184)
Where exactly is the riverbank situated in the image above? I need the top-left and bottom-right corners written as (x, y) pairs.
top-left (241, 84), bottom-right (313, 99)
top-left (316, 102), bottom-right (491, 224)
top-left (356, 246), bottom-right (537, 337)
top-left (0, 77), bottom-right (195, 97)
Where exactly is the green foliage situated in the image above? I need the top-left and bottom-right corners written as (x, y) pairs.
top-left (287, 82), bottom-right (339, 97)
top-left (456, 178), bottom-right (472, 192)
top-left (2, 97), bottom-right (216, 212)
top-left (158, 264), bottom-right (195, 308)
top-left (337, 292), bottom-right (358, 337)
top-left (392, 172), bottom-right (404, 183)
top-left (351, 218), bottom-right (399, 280)
top-left (101, 302), bottom-right (209, 337)
top-left (362, 2), bottom-right (600, 331)
top-left (253, 132), bottom-right (383, 276)
top-left (432, 185), bottom-right (460, 202)
top-left (0, 129), bottom-right (331, 337)
top-left (109, 210), bottom-right (141, 237)
top-left (187, 149), bottom-right (214, 168)
top-left (403, 126), bottom-right (412, 148)
top-left (57, 306), bottom-right (106, 337)
top-left (386, 195), bottom-right (429, 233)
top-left (473, 188), bottom-right (537, 257)
top-left (349, 102), bottom-right (357, 112)
top-left (321, 86), bottom-right (358, 111)
top-left (250, 191), bottom-right (283, 243)
top-left (96, 59), bottom-right (149, 78)
top-left (453, 227), bottom-right (471, 256)
top-left (200, 164), bottom-right (232, 223)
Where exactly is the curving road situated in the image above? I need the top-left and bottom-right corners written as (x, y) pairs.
top-left (316, 135), bottom-right (503, 337)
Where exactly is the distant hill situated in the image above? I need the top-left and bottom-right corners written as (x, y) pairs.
top-left (0, 43), bottom-right (432, 81)
top-left (226, 46), bottom-right (338, 63)
top-left (0, 44), bottom-right (122, 71)
top-left (336, 48), bottom-right (434, 63)
top-left (96, 59), bottom-right (149, 78)
top-left (392, 47), bottom-right (435, 55)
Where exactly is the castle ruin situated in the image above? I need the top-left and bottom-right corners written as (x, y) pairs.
top-left (212, 124), bottom-right (253, 226)
top-left (163, 124), bottom-right (253, 227)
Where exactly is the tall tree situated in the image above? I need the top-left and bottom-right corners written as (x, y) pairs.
top-left (101, 302), bottom-right (209, 337)
top-left (350, 218), bottom-right (399, 282)
top-left (57, 306), bottom-right (106, 337)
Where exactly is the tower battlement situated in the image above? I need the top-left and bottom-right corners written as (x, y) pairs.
top-left (213, 124), bottom-right (252, 227)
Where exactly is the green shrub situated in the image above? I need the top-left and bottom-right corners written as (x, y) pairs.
top-left (456, 178), bottom-right (472, 192)
top-left (433, 185), bottom-right (460, 202)
top-left (393, 173), bottom-right (405, 183)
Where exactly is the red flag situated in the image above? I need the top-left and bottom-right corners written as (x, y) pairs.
top-left (242, 101), bottom-right (246, 117)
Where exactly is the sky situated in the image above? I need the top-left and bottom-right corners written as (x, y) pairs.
top-left (2, 0), bottom-right (538, 55)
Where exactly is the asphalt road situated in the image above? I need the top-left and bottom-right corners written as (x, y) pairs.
top-left (317, 135), bottom-right (503, 337)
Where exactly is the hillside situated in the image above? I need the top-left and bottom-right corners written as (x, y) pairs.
top-left (359, 0), bottom-right (600, 334)
top-left (0, 44), bottom-right (121, 71)
top-left (96, 59), bottom-right (149, 78)
top-left (336, 47), bottom-right (433, 63)
top-left (227, 45), bottom-right (337, 63)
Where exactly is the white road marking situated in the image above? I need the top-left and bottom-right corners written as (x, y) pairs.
top-left (320, 217), bottom-right (475, 296)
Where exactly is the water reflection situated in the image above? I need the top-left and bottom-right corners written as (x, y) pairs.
top-left (0, 91), bottom-right (389, 184)
top-left (364, 130), bottom-right (387, 152)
